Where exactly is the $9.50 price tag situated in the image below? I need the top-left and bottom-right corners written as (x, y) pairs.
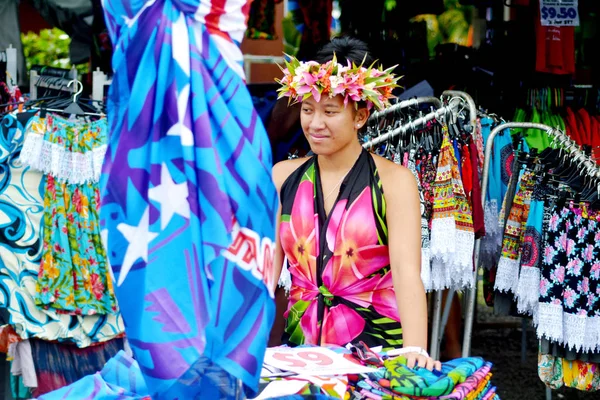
top-left (263, 347), bottom-right (373, 376)
top-left (540, 0), bottom-right (579, 26)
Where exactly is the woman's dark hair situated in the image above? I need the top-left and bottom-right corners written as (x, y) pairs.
top-left (315, 36), bottom-right (374, 114)
top-left (314, 36), bottom-right (374, 66)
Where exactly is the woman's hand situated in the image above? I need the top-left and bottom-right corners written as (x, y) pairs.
top-left (404, 352), bottom-right (442, 371)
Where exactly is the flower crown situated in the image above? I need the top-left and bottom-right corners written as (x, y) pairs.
top-left (275, 54), bottom-right (400, 110)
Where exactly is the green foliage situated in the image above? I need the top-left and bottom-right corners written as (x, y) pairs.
top-left (21, 28), bottom-right (88, 75)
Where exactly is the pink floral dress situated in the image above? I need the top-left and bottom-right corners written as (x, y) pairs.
top-left (279, 149), bottom-right (402, 349)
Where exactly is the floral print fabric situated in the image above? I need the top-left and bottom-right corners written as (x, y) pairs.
top-left (35, 175), bottom-right (117, 315)
top-left (279, 149), bottom-right (402, 350)
top-left (538, 353), bottom-right (600, 391)
top-left (537, 203), bottom-right (600, 352)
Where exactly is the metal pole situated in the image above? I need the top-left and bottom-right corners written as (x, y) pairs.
top-left (429, 290), bottom-right (443, 360)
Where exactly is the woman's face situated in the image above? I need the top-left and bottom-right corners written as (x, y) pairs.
top-left (300, 95), bottom-right (369, 156)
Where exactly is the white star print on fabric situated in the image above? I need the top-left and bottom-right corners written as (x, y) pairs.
top-left (166, 84), bottom-right (194, 146)
top-left (116, 207), bottom-right (158, 286)
top-left (148, 163), bottom-right (191, 229)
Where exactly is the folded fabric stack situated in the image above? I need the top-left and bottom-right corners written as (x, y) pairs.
top-left (256, 344), bottom-right (500, 399)
top-left (347, 357), bottom-right (498, 400)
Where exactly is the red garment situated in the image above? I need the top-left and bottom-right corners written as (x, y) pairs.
top-left (535, 4), bottom-right (575, 75)
top-left (577, 108), bottom-right (591, 146)
top-left (0, 325), bottom-right (21, 353)
top-left (461, 144), bottom-right (473, 201)
top-left (469, 139), bottom-right (485, 239)
top-left (565, 107), bottom-right (581, 145)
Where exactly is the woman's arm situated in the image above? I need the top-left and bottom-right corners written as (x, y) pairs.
top-left (380, 161), bottom-right (441, 371)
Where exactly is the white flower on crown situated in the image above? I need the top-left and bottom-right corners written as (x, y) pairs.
top-left (329, 75), bottom-right (344, 89)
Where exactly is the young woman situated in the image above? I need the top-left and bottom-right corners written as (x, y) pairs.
top-left (272, 37), bottom-right (441, 371)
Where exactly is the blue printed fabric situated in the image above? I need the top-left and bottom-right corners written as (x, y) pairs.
top-left (36, 350), bottom-right (150, 400)
top-left (101, 0), bottom-right (278, 398)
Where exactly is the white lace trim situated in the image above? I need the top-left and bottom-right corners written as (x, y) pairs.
top-left (494, 256), bottom-right (521, 294)
top-left (584, 316), bottom-right (600, 353)
top-left (430, 217), bottom-right (456, 260)
top-left (563, 313), bottom-right (587, 352)
top-left (516, 266), bottom-right (540, 317)
top-left (431, 256), bottom-right (451, 291)
top-left (421, 247), bottom-right (432, 291)
top-left (446, 230), bottom-right (474, 289)
top-left (20, 134), bottom-right (107, 184)
top-left (536, 302), bottom-right (563, 343)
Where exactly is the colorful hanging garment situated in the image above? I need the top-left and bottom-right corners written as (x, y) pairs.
top-left (0, 113), bottom-right (124, 347)
top-left (538, 203), bottom-right (600, 352)
top-left (35, 175), bottom-right (117, 315)
top-left (430, 130), bottom-right (475, 290)
top-left (279, 149), bottom-right (402, 350)
top-left (494, 170), bottom-right (536, 294)
top-left (101, 1), bottom-right (277, 397)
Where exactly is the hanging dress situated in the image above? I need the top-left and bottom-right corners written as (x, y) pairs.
top-left (279, 149), bottom-right (403, 350)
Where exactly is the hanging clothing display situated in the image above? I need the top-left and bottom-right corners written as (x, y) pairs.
top-left (279, 149), bottom-right (402, 350)
top-left (0, 112), bottom-right (123, 347)
top-left (18, 114), bottom-right (117, 316)
top-left (478, 116), bottom-right (600, 392)
top-left (359, 107), bottom-right (482, 292)
top-left (101, 0), bottom-right (278, 397)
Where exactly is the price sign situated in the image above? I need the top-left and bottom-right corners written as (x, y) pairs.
top-left (263, 347), bottom-right (373, 376)
top-left (540, 0), bottom-right (579, 26)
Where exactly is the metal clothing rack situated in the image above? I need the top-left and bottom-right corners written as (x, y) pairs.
top-left (368, 96), bottom-right (443, 123)
top-left (462, 122), bottom-right (600, 362)
top-left (362, 104), bottom-right (456, 149)
top-left (29, 67), bottom-right (78, 100)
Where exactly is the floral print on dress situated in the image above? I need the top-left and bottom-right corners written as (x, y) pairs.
top-left (539, 202), bottom-right (600, 352)
top-left (35, 174), bottom-right (117, 315)
top-left (280, 149), bottom-right (402, 350)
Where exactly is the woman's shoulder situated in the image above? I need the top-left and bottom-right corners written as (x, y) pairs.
top-left (272, 157), bottom-right (313, 191)
top-left (370, 153), bottom-right (416, 189)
